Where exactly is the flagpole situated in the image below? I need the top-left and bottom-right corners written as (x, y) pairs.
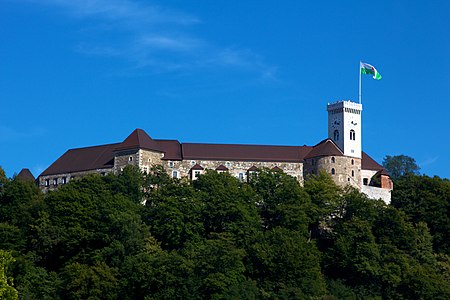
top-left (358, 61), bottom-right (362, 104)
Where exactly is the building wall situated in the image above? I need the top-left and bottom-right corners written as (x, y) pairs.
top-left (327, 101), bottom-right (362, 158)
top-left (362, 185), bottom-right (392, 204)
top-left (38, 168), bottom-right (113, 192)
top-left (304, 156), bottom-right (362, 189)
top-left (163, 159), bottom-right (304, 183)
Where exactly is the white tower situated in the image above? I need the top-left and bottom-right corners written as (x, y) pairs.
top-left (327, 100), bottom-right (362, 158)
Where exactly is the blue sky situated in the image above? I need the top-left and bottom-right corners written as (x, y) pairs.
top-left (1, 0), bottom-right (449, 179)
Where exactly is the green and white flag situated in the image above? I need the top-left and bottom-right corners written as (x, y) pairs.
top-left (360, 62), bottom-right (382, 80)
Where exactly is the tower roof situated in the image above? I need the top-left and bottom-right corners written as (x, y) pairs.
top-left (115, 129), bottom-right (162, 152)
top-left (16, 168), bottom-right (35, 182)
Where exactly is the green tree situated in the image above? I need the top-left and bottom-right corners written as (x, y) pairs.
top-left (0, 250), bottom-right (18, 300)
top-left (249, 168), bottom-right (311, 232)
top-left (392, 174), bottom-right (450, 255)
top-left (247, 228), bottom-right (326, 298)
top-left (382, 155), bottom-right (420, 179)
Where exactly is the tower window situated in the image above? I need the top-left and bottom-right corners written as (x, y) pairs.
top-left (351, 159), bottom-right (354, 165)
top-left (333, 130), bottom-right (339, 141)
top-left (331, 157), bottom-right (335, 163)
top-left (331, 168), bottom-right (335, 175)
top-left (352, 170), bottom-right (355, 177)
top-left (350, 130), bottom-right (356, 141)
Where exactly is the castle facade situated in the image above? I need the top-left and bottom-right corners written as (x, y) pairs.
top-left (38, 101), bottom-right (393, 203)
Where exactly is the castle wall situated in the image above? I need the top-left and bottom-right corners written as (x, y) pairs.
top-left (114, 149), bottom-right (163, 174)
top-left (38, 168), bottom-right (113, 192)
top-left (304, 156), bottom-right (362, 189)
top-left (163, 159), bottom-right (304, 183)
top-left (362, 185), bottom-right (392, 204)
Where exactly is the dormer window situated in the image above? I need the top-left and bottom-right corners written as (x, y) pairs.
top-left (350, 130), bottom-right (356, 141)
top-left (333, 130), bottom-right (339, 141)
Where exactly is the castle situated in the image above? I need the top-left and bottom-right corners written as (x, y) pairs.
top-left (38, 100), bottom-right (393, 203)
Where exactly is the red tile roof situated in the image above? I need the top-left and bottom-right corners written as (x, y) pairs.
top-left (361, 152), bottom-right (384, 171)
top-left (40, 143), bottom-right (118, 176)
top-left (216, 164), bottom-right (229, 171)
top-left (115, 129), bottom-right (162, 152)
top-left (182, 143), bottom-right (312, 162)
top-left (16, 168), bottom-right (35, 182)
top-left (156, 139), bottom-right (182, 160)
top-left (304, 139), bottom-right (343, 159)
top-left (39, 129), bottom-right (387, 178)
top-left (190, 164), bottom-right (204, 171)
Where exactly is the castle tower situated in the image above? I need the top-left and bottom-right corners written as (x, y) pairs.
top-left (327, 100), bottom-right (362, 158)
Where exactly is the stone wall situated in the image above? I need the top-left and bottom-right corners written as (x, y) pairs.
top-left (38, 168), bottom-right (113, 192)
top-left (304, 156), bottom-right (361, 189)
top-left (362, 185), bottom-right (392, 204)
top-left (162, 159), bottom-right (304, 183)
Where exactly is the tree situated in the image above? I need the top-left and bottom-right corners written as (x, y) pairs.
top-left (0, 250), bottom-right (18, 300)
top-left (382, 155), bottom-right (420, 179)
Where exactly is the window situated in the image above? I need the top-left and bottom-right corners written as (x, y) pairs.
top-left (331, 168), bottom-right (335, 175)
top-left (194, 170), bottom-right (201, 178)
top-left (238, 173), bottom-right (245, 182)
top-left (331, 157), bottom-right (335, 163)
top-left (333, 130), bottom-right (339, 141)
top-left (53, 178), bottom-right (58, 186)
top-left (351, 170), bottom-right (355, 177)
top-left (351, 159), bottom-right (354, 165)
top-left (363, 178), bottom-right (369, 185)
top-left (226, 161), bottom-right (231, 167)
top-left (168, 161), bottom-right (174, 168)
top-left (191, 160), bottom-right (196, 166)
top-left (129, 156), bottom-right (133, 162)
top-left (62, 177), bottom-right (67, 184)
top-left (45, 179), bottom-right (49, 187)
top-left (172, 170), bottom-right (178, 178)
top-left (350, 130), bottom-right (356, 141)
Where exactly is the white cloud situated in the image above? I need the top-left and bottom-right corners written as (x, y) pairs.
top-left (23, 0), bottom-right (275, 78)
top-left (420, 156), bottom-right (439, 167)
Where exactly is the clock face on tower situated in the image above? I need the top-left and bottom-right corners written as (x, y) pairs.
top-left (331, 118), bottom-right (341, 129)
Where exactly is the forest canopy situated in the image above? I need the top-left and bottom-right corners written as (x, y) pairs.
top-left (0, 165), bottom-right (449, 299)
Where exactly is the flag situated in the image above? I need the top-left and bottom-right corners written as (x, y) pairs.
top-left (360, 62), bottom-right (382, 80)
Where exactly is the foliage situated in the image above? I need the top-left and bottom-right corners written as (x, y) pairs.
top-left (382, 154), bottom-right (420, 179)
top-left (0, 165), bottom-right (449, 299)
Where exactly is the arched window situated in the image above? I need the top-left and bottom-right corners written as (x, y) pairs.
top-left (333, 130), bottom-right (339, 141)
top-left (350, 130), bottom-right (356, 141)
top-left (331, 168), bottom-right (335, 175)
top-left (351, 159), bottom-right (354, 165)
top-left (352, 170), bottom-right (355, 177)
top-left (331, 157), bottom-right (335, 163)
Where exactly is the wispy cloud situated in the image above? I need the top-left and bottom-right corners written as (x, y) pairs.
top-left (24, 0), bottom-right (275, 78)
top-left (420, 156), bottom-right (439, 167)
top-left (0, 126), bottom-right (45, 142)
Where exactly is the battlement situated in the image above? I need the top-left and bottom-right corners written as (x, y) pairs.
top-left (327, 100), bottom-right (362, 112)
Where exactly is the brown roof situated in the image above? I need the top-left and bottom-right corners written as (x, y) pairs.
top-left (39, 129), bottom-right (387, 178)
top-left (115, 129), bottom-right (162, 152)
top-left (247, 165), bottom-right (259, 172)
top-left (216, 164), bottom-right (229, 171)
top-left (156, 139), bottom-right (182, 160)
top-left (182, 143), bottom-right (312, 162)
top-left (361, 152), bottom-right (384, 171)
top-left (304, 139), bottom-right (343, 159)
top-left (16, 168), bottom-right (35, 182)
top-left (40, 143), bottom-right (118, 176)
top-left (190, 164), bottom-right (204, 171)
